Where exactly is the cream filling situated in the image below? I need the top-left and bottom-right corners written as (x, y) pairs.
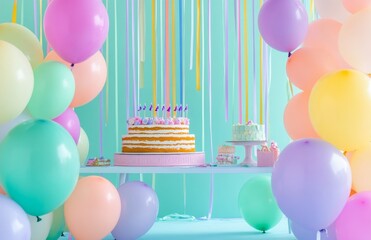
top-left (123, 134), bottom-right (195, 138)
top-left (123, 140), bottom-right (195, 145)
top-left (123, 145), bottom-right (195, 149)
top-left (128, 129), bottom-right (189, 134)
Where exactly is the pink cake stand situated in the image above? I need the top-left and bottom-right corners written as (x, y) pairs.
top-left (227, 141), bottom-right (266, 167)
top-left (114, 152), bottom-right (205, 166)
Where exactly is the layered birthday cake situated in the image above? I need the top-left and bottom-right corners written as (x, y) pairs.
top-left (232, 120), bottom-right (266, 141)
top-left (122, 116), bottom-right (195, 153)
top-left (216, 145), bottom-right (239, 165)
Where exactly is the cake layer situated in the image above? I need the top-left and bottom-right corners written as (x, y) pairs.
top-left (122, 145), bottom-right (195, 153)
top-left (128, 125), bottom-right (189, 135)
top-left (232, 124), bottom-right (265, 141)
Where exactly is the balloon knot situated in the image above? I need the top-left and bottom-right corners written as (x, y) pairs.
top-left (71, 63), bottom-right (75, 68)
top-left (61, 232), bottom-right (65, 237)
top-left (288, 52), bottom-right (292, 58)
top-left (36, 216), bottom-right (42, 222)
top-left (320, 229), bottom-right (326, 233)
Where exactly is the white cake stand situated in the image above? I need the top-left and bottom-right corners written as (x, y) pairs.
top-left (227, 141), bottom-right (266, 167)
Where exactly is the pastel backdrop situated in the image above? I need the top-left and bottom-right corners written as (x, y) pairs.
top-left (0, 0), bottom-right (294, 218)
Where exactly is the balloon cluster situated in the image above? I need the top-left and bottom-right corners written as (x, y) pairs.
top-left (259, 0), bottom-right (371, 239)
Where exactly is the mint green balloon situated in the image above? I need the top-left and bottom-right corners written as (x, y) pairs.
top-left (238, 175), bottom-right (283, 232)
top-left (27, 61), bottom-right (75, 119)
top-left (0, 119), bottom-right (79, 216)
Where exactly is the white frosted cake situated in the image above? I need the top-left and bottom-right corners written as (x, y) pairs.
top-left (232, 121), bottom-right (266, 141)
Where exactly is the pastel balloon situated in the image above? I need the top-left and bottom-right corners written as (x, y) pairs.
top-left (0, 195), bottom-right (31, 240)
top-left (292, 221), bottom-right (337, 240)
top-left (0, 111), bottom-right (32, 142)
top-left (45, 51), bottom-right (107, 107)
top-left (348, 143), bottom-right (371, 192)
top-left (309, 70), bottom-right (371, 151)
top-left (77, 127), bottom-right (89, 166)
top-left (53, 108), bottom-right (80, 144)
top-left (0, 23), bottom-right (43, 68)
top-left (303, 19), bottom-right (348, 68)
top-left (258, 0), bottom-right (308, 52)
top-left (28, 213), bottom-right (53, 240)
top-left (65, 176), bottom-right (121, 240)
top-left (112, 181), bottom-right (159, 240)
top-left (44, 0), bottom-right (109, 63)
top-left (314, 0), bottom-right (351, 23)
top-left (272, 138), bottom-right (351, 231)
top-left (47, 205), bottom-right (65, 240)
top-left (287, 48), bottom-right (342, 91)
top-left (336, 192), bottom-right (371, 240)
top-left (238, 176), bottom-right (282, 232)
top-left (0, 40), bottom-right (34, 124)
top-left (343, 0), bottom-right (371, 13)
top-left (27, 61), bottom-right (75, 119)
top-left (0, 120), bottom-right (80, 216)
top-left (339, 9), bottom-right (371, 73)
top-left (0, 185), bottom-right (5, 195)
top-left (284, 92), bottom-right (319, 140)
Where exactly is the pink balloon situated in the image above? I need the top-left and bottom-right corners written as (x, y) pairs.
top-left (44, 0), bottom-right (109, 64)
top-left (343, 0), bottom-right (371, 13)
top-left (53, 108), bottom-right (80, 144)
top-left (45, 51), bottom-right (107, 107)
top-left (336, 192), bottom-right (371, 240)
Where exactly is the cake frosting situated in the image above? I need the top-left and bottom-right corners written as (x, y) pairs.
top-left (232, 120), bottom-right (265, 141)
top-left (216, 145), bottom-right (239, 165)
top-left (122, 116), bottom-right (195, 153)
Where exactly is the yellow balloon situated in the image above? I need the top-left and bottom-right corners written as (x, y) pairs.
top-left (349, 143), bottom-right (371, 192)
top-left (309, 69), bottom-right (371, 151)
top-left (0, 41), bottom-right (34, 124)
top-left (0, 23), bottom-right (43, 68)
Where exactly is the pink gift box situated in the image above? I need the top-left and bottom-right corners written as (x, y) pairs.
top-left (257, 150), bottom-right (278, 167)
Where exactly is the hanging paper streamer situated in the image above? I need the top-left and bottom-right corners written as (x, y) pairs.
top-left (20, 0), bottom-right (24, 25)
top-left (105, 0), bottom-right (110, 125)
top-left (171, 0), bottom-right (177, 117)
top-left (179, 0), bottom-right (183, 106)
top-left (132, 0), bottom-right (138, 116)
top-left (99, 92), bottom-right (104, 157)
top-left (252, 0), bottom-right (257, 123)
top-left (46, 0), bottom-right (51, 53)
top-left (152, 0), bottom-right (157, 117)
top-left (201, 0), bottom-right (205, 152)
top-left (196, 0), bottom-right (201, 91)
top-left (237, 0), bottom-right (242, 124)
top-left (244, 0), bottom-right (248, 122)
top-left (139, 0), bottom-right (145, 88)
top-left (264, 42), bottom-right (269, 139)
top-left (190, 0), bottom-right (194, 70)
top-left (114, 0), bottom-right (119, 152)
top-left (160, 0), bottom-right (164, 106)
top-left (207, 0), bottom-right (214, 219)
top-left (165, 0), bottom-right (170, 117)
top-left (33, 0), bottom-right (38, 36)
top-left (12, 0), bottom-right (17, 23)
top-left (259, 0), bottom-right (263, 125)
top-left (39, 0), bottom-right (43, 47)
top-left (126, 0), bottom-right (130, 121)
top-left (224, 0), bottom-right (229, 122)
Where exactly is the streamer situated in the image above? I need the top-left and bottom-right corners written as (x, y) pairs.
top-left (132, 0), bottom-right (137, 116)
top-left (196, 0), bottom-right (201, 91)
top-left (171, 0), bottom-right (176, 117)
top-left (224, 0), bottom-right (229, 122)
top-left (244, 0), bottom-right (248, 122)
top-left (12, 0), bottom-right (17, 23)
top-left (152, 0), bottom-right (157, 116)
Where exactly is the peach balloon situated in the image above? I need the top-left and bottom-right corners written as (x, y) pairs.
top-left (0, 185), bottom-right (5, 195)
top-left (343, 0), bottom-right (371, 13)
top-left (314, 0), bottom-right (350, 23)
top-left (284, 92), bottom-right (319, 140)
top-left (64, 176), bottom-right (121, 240)
top-left (287, 48), bottom-right (343, 91)
top-left (45, 50), bottom-right (107, 107)
top-left (348, 143), bottom-right (371, 192)
top-left (303, 19), bottom-right (349, 68)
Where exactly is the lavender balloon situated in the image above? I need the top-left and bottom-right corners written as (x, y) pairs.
top-left (258, 0), bottom-right (308, 52)
top-left (112, 181), bottom-right (159, 240)
top-left (291, 221), bottom-right (337, 240)
top-left (0, 195), bottom-right (31, 239)
top-left (272, 139), bottom-right (351, 231)
top-left (53, 108), bottom-right (80, 144)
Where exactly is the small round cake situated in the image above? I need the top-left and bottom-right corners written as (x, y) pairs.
top-left (232, 120), bottom-right (265, 141)
top-left (216, 145), bottom-right (239, 165)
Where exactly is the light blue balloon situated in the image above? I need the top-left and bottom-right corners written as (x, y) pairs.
top-left (0, 119), bottom-right (80, 216)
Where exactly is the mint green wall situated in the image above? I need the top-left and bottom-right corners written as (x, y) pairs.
top-left (1, 0), bottom-right (298, 218)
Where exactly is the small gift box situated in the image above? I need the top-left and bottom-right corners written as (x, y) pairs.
top-left (257, 142), bottom-right (279, 167)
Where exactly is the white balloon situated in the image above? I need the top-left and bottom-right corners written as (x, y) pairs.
top-left (0, 111), bottom-right (32, 142)
top-left (28, 213), bottom-right (53, 240)
top-left (314, 0), bottom-right (351, 23)
top-left (77, 127), bottom-right (89, 166)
